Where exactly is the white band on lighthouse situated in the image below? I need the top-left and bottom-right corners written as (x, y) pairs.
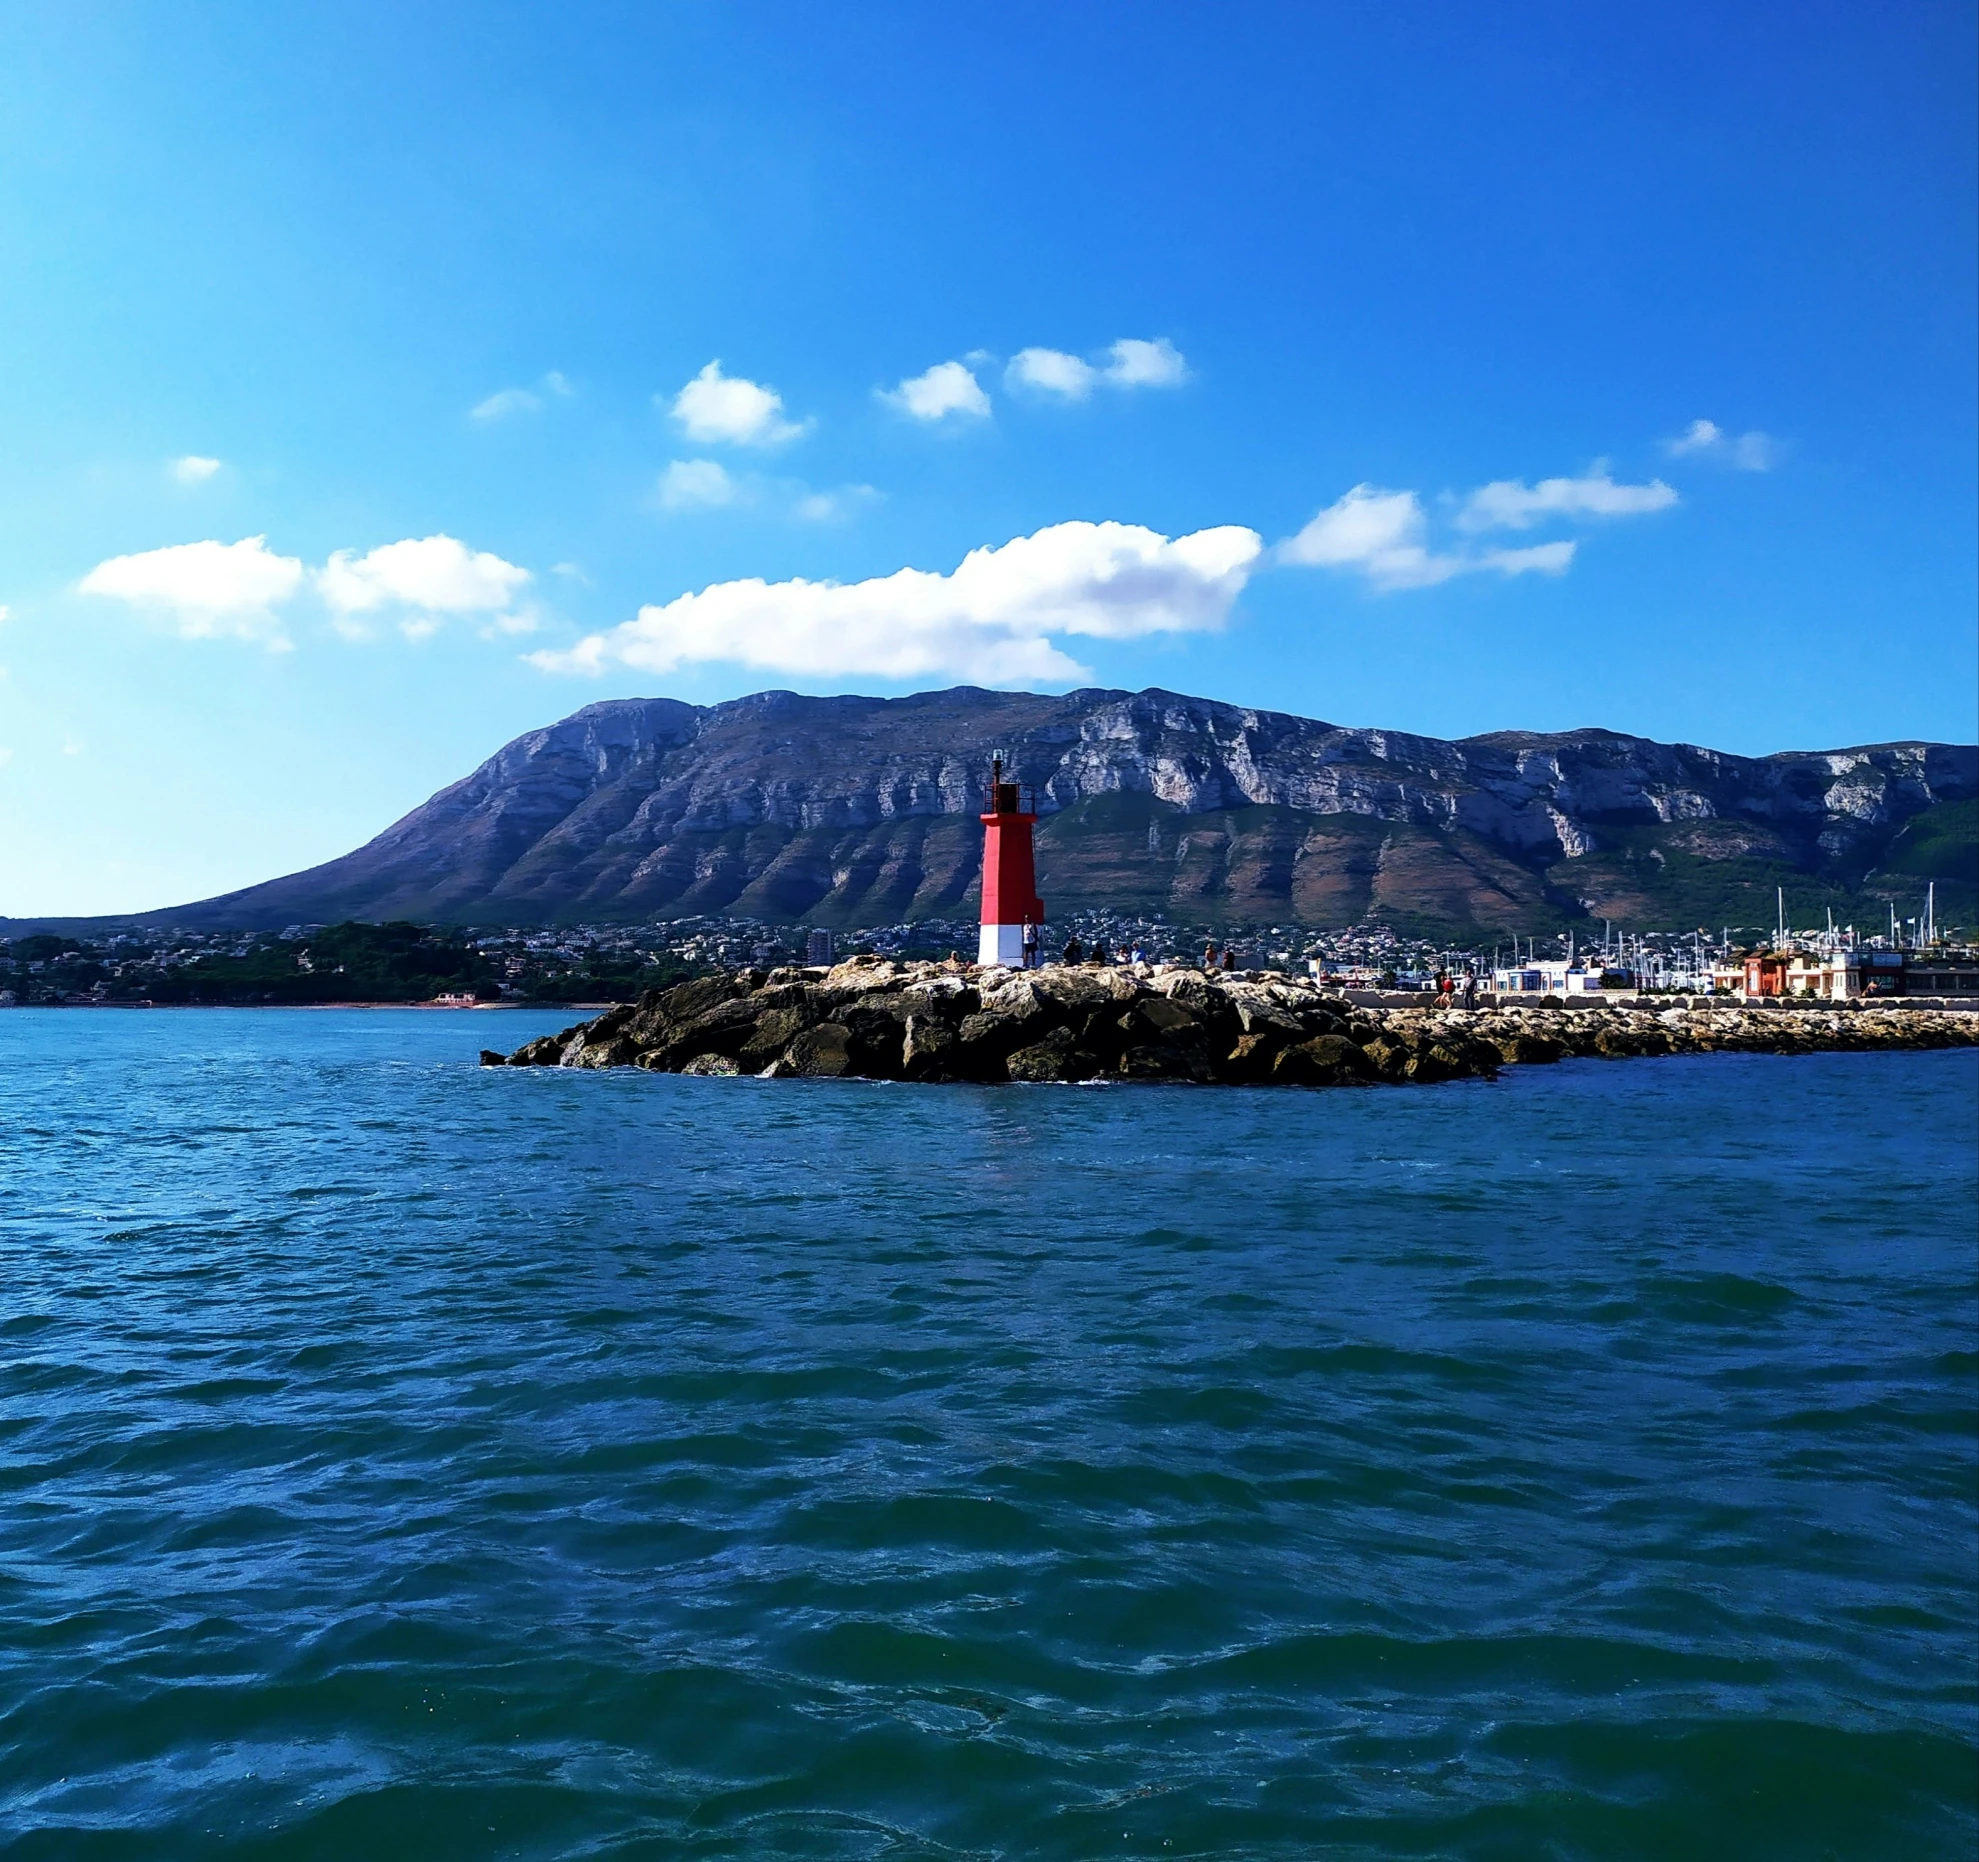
top-left (978, 922), bottom-right (1029, 968)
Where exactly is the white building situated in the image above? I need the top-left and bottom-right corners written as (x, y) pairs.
top-left (1491, 960), bottom-right (1628, 997)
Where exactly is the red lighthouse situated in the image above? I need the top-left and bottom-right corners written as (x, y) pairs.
top-left (978, 758), bottom-right (1044, 968)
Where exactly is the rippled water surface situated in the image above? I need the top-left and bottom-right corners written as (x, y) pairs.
top-left (1, 1009), bottom-right (1974, 1860)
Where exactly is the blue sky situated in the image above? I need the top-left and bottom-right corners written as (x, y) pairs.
top-left (1, 2), bottom-right (1973, 915)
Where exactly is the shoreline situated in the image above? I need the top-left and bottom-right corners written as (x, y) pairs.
top-left (0, 999), bottom-right (604, 1012)
top-left (485, 958), bottom-right (1979, 1087)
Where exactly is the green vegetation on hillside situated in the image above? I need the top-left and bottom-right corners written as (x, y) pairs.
top-left (1024, 795), bottom-right (1979, 941)
top-left (164, 922), bottom-right (499, 1003)
top-left (1865, 799), bottom-right (1978, 922)
top-left (0, 922), bottom-right (499, 1006)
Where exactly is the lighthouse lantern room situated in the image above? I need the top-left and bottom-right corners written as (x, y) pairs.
top-left (978, 758), bottom-right (1045, 968)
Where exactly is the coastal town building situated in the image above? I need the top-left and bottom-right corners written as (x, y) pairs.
top-left (1791, 951), bottom-right (1901, 1000)
top-left (1742, 953), bottom-right (1790, 998)
top-left (1490, 960), bottom-right (1630, 998)
top-left (1728, 946), bottom-right (1979, 1002)
top-left (1735, 947), bottom-right (1974, 1001)
top-left (1903, 953), bottom-right (1979, 997)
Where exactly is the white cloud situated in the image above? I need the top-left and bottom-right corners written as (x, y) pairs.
top-left (666, 360), bottom-right (810, 447)
top-left (1006, 347), bottom-right (1097, 399)
top-left (471, 387), bottom-right (539, 421)
top-left (318, 535), bottom-right (531, 640)
top-left (470, 371), bottom-right (576, 422)
top-left (1281, 487), bottom-right (1575, 591)
top-left (1456, 469), bottom-right (1678, 532)
top-left (0, 605), bottom-right (9, 625)
top-left (658, 459), bottom-right (743, 510)
top-left (530, 519), bottom-right (1262, 686)
top-left (792, 483), bottom-right (882, 523)
top-left (882, 360), bottom-right (991, 421)
top-left (79, 536), bottom-right (304, 644)
top-left (80, 532), bottom-right (538, 647)
top-left (1102, 337), bottom-right (1188, 388)
top-left (1006, 337), bottom-right (1190, 400)
top-left (170, 455), bottom-right (223, 485)
top-left (1664, 418), bottom-right (1779, 470)
top-left (658, 461), bottom-right (879, 523)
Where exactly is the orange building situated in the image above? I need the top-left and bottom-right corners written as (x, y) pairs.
top-left (1743, 954), bottom-right (1790, 997)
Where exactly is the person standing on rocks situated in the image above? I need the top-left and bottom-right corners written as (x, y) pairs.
top-left (1204, 940), bottom-right (1220, 970)
top-left (1022, 920), bottom-right (1039, 969)
top-left (1062, 935), bottom-right (1084, 965)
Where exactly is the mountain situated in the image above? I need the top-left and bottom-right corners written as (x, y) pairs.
top-left (90, 687), bottom-right (1979, 938)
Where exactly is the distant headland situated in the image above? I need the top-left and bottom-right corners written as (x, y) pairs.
top-left (4, 686), bottom-right (1971, 944)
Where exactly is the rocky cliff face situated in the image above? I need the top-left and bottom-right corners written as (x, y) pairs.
top-left (151, 686), bottom-right (1978, 936)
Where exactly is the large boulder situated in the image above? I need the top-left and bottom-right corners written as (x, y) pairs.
top-left (1594, 1025), bottom-right (1674, 1059)
top-left (738, 1003), bottom-right (820, 1068)
top-left (780, 1022), bottom-right (854, 1078)
top-left (820, 955), bottom-right (903, 999)
top-left (1118, 1042), bottom-right (1214, 1083)
top-left (506, 1029), bottom-right (576, 1067)
top-left (679, 1053), bottom-right (742, 1076)
top-left (1405, 1040), bottom-right (1470, 1084)
top-left (1008, 1026), bottom-right (1101, 1083)
top-left (841, 1001), bottom-right (910, 1079)
top-left (1219, 1028), bottom-right (1291, 1083)
top-left (1033, 968), bottom-right (1128, 1014)
top-left (569, 1032), bottom-right (644, 1068)
top-left (898, 975), bottom-right (980, 1018)
top-left (901, 1012), bottom-right (960, 1081)
top-left (950, 1013), bottom-right (1020, 1082)
top-left (949, 977), bottom-right (1066, 1079)
top-left (1492, 1031), bottom-right (1563, 1065)
top-left (1272, 1033), bottom-right (1376, 1086)
top-left (629, 996), bottom-right (769, 1072)
top-left (977, 973), bottom-right (1062, 1032)
top-left (1150, 971), bottom-right (1215, 1012)
top-left (1234, 998), bottom-right (1306, 1040)
top-left (1357, 1033), bottom-right (1414, 1081)
top-left (654, 974), bottom-right (749, 1025)
top-left (1124, 994), bottom-right (1199, 1037)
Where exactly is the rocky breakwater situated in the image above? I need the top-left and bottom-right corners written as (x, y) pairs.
top-left (481, 958), bottom-right (1978, 1086)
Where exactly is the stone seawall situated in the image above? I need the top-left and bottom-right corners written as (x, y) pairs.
top-left (482, 959), bottom-right (1979, 1086)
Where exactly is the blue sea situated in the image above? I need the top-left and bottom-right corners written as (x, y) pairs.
top-left (1, 1008), bottom-right (1974, 1860)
